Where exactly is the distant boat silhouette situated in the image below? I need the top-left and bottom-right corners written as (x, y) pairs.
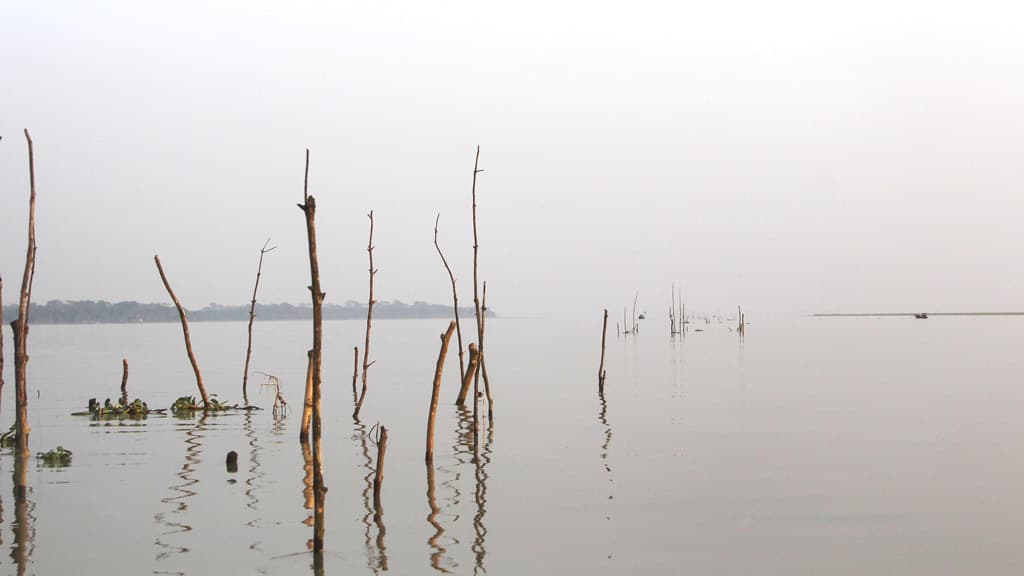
top-left (914, 313), bottom-right (929, 319)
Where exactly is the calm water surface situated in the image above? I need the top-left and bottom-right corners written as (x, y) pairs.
top-left (2, 315), bottom-right (1023, 574)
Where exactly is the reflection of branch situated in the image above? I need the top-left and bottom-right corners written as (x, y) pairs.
top-left (243, 408), bottom-right (265, 554)
top-left (354, 417), bottom-right (388, 573)
top-left (11, 448), bottom-right (33, 576)
top-left (598, 389), bottom-right (615, 542)
top-left (372, 424), bottom-right (389, 571)
top-left (155, 416), bottom-right (206, 564)
top-left (301, 441), bottom-right (314, 528)
top-left (426, 462), bottom-right (452, 573)
top-left (472, 425), bottom-right (493, 575)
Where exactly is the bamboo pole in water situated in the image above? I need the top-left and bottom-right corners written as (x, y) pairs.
top-left (12, 130), bottom-right (38, 460)
top-left (354, 210), bottom-right (377, 418)
top-left (155, 255), bottom-right (210, 408)
top-left (434, 214), bottom-right (466, 385)
top-left (427, 322), bottom-right (457, 463)
top-left (243, 239), bottom-right (275, 403)
top-left (120, 358), bottom-right (129, 405)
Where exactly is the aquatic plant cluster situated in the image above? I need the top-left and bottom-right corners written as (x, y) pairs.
top-left (36, 445), bottom-right (72, 467)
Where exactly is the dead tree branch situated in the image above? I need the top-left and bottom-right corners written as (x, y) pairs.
top-left (155, 255), bottom-right (210, 407)
top-left (243, 238), bottom-right (276, 403)
top-left (354, 210), bottom-right (377, 418)
top-left (11, 129), bottom-right (38, 459)
top-left (434, 213), bottom-right (466, 385)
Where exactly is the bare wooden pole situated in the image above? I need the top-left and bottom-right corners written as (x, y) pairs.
top-left (456, 342), bottom-right (479, 406)
top-left (426, 322), bottom-right (457, 463)
top-left (120, 358), bottom-right (129, 405)
top-left (599, 309), bottom-right (608, 391)
top-left (354, 210), bottom-right (377, 418)
top-left (300, 349), bottom-right (313, 442)
top-left (154, 255), bottom-right (210, 407)
top-left (297, 148), bottom-right (326, 553)
top-left (469, 146), bottom-right (495, 419)
top-left (434, 214), bottom-right (466, 385)
top-left (243, 238), bottom-right (275, 403)
top-left (11, 130), bottom-right (37, 460)
top-left (373, 424), bottom-right (388, 511)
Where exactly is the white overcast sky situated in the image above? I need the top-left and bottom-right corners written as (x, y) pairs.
top-left (2, 0), bottom-right (1023, 318)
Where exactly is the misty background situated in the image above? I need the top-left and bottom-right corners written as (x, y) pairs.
top-left (2, 1), bottom-right (1023, 319)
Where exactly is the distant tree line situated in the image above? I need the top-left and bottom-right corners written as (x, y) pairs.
top-left (1, 299), bottom-right (490, 325)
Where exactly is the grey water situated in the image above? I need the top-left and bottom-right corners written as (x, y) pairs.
top-left (2, 315), bottom-right (1024, 574)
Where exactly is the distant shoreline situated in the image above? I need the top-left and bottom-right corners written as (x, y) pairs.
top-left (811, 312), bottom-right (1024, 317)
top-left (1, 299), bottom-right (492, 325)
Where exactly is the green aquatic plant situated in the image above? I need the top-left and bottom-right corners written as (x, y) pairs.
top-left (37, 445), bottom-right (72, 466)
top-left (73, 397), bottom-right (158, 418)
top-left (171, 394), bottom-right (233, 413)
top-left (0, 424), bottom-right (17, 448)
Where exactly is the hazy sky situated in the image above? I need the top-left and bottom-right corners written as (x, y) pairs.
top-left (2, 1), bottom-right (1023, 318)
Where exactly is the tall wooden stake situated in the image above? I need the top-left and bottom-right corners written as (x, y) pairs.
top-left (154, 255), bottom-right (210, 408)
top-left (598, 309), bottom-right (608, 391)
top-left (297, 148), bottom-right (327, 553)
top-left (426, 322), bottom-right (457, 463)
top-left (434, 214), bottom-right (466, 384)
top-left (243, 238), bottom-right (275, 403)
top-left (11, 130), bottom-right (37, 461)
top-left (354, 210), bottom-right (377, 418)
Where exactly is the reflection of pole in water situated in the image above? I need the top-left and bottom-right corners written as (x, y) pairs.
top-left (312, 432), bottom-right (326, 573)
top-left (301, 441), bottom-right (314, 528)
top-left (243, 408), bottom-right (265, 552)
top-left (299, 437), bottom-right (326, 575)
top-left (598, 389), bottom-right (614, 561)
top-left (472, 424), bottom-right (492, 575)
top-left (372, 425), bottom-right (388, 572)
top-left (353, 417), bottom-right (388, 573)
top-left (426, 460), bottom-right (453, 573)
top-left (11, 447), bottom-right (34, 576)
top-left (155, 415), bottom-right (206, 562)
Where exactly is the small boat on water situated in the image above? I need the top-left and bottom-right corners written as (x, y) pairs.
top-left (914, 313), bottom-right (929, 319)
